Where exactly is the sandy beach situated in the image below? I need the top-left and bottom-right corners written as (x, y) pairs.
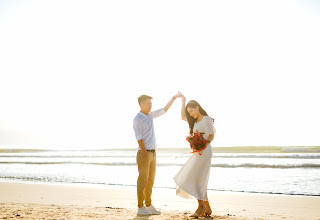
top-left (0, 182), bottom-right (319, 220)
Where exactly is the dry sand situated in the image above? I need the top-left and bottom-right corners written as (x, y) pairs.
top-left (0, 203), bottom-right (244, 220)
top-left (0, 182), bottom-right (319, 220)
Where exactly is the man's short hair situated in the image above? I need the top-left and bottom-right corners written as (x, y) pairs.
top-left (138, 95), bottom-right (153, 104)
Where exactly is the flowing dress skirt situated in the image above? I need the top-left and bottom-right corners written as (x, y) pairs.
top-left (173, 145), bottom-right (212, 201)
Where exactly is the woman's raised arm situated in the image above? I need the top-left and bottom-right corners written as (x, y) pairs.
top-left (181, 95), bottom-right (187, 121)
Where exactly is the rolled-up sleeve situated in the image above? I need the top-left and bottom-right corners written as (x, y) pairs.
top-left (133, 117), bottom-right (142, 141)
top-left (149, 108), bottom-right (166, 119)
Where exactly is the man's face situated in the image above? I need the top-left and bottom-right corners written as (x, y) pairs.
top-left (140, 99), bottom-right (152, 113)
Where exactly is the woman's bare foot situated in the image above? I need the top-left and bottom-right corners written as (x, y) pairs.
top-left (190, 205), bottom-right (205, 218)
top-left (204, 207), bottom-right (212, 216)
top-left (204, 201), bottom-right (212, 216)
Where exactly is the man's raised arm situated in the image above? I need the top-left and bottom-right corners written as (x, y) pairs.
top-left (164, 92), bottom-right (182, 112)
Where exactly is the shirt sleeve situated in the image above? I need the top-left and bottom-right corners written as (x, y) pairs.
top-left (204, 116), bottom-right (216, 136)
top-left (133, 117), bottom-right (143, 141)
top-left (149, 108), bottom-right (166, 119)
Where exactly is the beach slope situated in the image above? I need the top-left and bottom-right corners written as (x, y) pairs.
top-left (0, 182), bottom-right (319, 220)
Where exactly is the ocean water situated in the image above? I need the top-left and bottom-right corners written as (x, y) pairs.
top-left (0, 146), bottom-right (319, 196)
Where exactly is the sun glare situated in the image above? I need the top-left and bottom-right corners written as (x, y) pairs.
top-left (0, 0), bottom-right (319, 148)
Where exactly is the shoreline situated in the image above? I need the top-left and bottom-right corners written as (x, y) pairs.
top-left (1, 178), bottom-right (319, 197)
top-left (0, 181), bottom-right (319, 219)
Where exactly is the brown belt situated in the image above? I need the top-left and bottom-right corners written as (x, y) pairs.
top-left (146, 150), bottom-right (155, 152)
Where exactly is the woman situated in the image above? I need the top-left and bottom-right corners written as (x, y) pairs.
top-left (174, 96), bottom-right (216, 218)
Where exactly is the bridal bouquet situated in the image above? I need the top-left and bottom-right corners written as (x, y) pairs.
top-left (186, 130), bottom-right (208, 155)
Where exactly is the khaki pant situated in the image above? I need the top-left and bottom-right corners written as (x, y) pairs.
top-left (136, 150), bottom-right (156, 208)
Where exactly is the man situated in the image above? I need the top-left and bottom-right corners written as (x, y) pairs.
top-left (133, 93), bottom-right (181, 215)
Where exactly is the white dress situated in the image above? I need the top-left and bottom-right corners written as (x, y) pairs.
top-left (174, 116), bottom-right (216, 201)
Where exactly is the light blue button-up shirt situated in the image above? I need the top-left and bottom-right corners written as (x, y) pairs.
top-left (133, 108), bottom-right (166, 150)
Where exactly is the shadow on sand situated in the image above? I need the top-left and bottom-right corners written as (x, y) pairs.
top-left (132, 215), bottom-right (151, 220)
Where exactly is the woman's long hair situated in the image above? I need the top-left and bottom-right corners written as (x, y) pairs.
top-left (185, 100), bottom-right (208, 134)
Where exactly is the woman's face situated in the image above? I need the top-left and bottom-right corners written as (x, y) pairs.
top-left (187, 106), bottom-right (200, 119)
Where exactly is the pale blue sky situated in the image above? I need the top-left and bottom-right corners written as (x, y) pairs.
top-left (0, 0), bottom-right (319, 149)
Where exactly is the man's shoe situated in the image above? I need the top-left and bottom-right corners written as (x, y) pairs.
top-left (145, 204), bottom-right (161, 215)
top-left (137, 207), bottom-right (151, 216)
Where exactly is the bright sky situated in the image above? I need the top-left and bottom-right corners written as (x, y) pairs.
top-left (0, 0), bottom-right (319, 149)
